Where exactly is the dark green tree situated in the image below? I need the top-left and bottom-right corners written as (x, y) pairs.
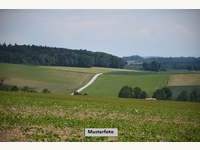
top-left (153, 87), bottom-right (172, 100)
top-left (42, 88), bottom-right (50, 93)
top-left (140, 91), bottom-right (147, 99)
top-left (142, 61), bottom-right (161, 71)
top-left (190, 90), bottom-right (199, 101)
top-left (118, 86), bottom-right (133, 98)
top-left (0, 43), bottom-right (126, 68)
top-left (176, 90), bottom-right (188, 101)
top-left (162, 87), bottom-right (172, 99)
top-left (11, 85), bottom-right (19, 91)
top-left (132, 87), bottom-right (142, 98)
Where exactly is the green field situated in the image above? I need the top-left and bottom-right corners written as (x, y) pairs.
top-left (168, 74), bottom-right (200, 86)
top-left (0, 91), bottom-right (200, 141)
top-left (0, 63), bottom-right (95, 94)
top-left (83, 71), bottom-right (169, 97)
top-left (0, 63), bottom-right (134, 94)
top-left (40, 66), bottom-right (132, 74)
top-left (0, 63), bottom-right (200, 141)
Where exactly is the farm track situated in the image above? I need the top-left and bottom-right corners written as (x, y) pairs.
top-left (71, 73), bottom-right (103, 95)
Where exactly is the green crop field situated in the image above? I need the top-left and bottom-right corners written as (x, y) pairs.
top-left (167, 73), bottom-right (200, 99)
top-left (0, 63), bottom-right (94, 94)
top-left (168, 74), bottom-right (200, 86)
top-left (83, 71), bottom-right (169, 97)
top-left (0, 91), bottom-right (200, 142)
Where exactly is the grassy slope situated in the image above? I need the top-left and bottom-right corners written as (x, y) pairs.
top-left (40, 66), bottom-right (131, 74)
top-left (0, 91), bottom-right (200, 141)
top-left (83, 71), bottom-right (169, 97)
top-left (0, 63), bottom-right (94, 94)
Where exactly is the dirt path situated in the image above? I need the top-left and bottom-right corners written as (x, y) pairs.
top-left (71, 73), bottom-right (103, 95)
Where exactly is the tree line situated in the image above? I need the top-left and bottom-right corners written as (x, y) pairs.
top-left (142, 61), bottom-right (163, 72)
top-left (123, 55), bottom-right (200, 71)
top-left (0, 79), bottom-right (50, 93)
top-left (118, 86), bottom-right (200, 102)
top-left (0, 43), bottom-right (126, 68)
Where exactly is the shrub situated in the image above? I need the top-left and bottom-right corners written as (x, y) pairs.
top-left (73, 91), bottom-right (81, 95)
top-left (21, 86), bottom-right (37, 93)
top-left (140, 91), bottom-right (147, 99)
top-left (21, 86), bottom-right (30, 92)
top-left (0, 85), bottom-right (9, 91)
top-left (42, 88), bottom-right (50, 93)
top-left (132, 87), bottom-right (142, 98)
top-left (190, 90), bottom-right (200, 102)
top-left (176, 90), bottom-right (188, 101)
top-left (0, 79), bottom-right (4, 86)
top-left (118, 86), bottom-right (133, 98)
top-left (153, 87), bottom-right (172, 100)
top-left (11, 85), bottom-right (19, 91)
top-left (118, 86), bottom-right (147, 99)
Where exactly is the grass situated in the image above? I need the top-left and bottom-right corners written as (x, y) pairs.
top-left (40, 66), bottom-right (131, 74)
top-left (0, 91), bottom-right (200, 141)
top-left (168, 74), bottom-right (200, 86)
top-left (83, 71), bottom-right (169, 97)
top-left (0, 63), bottom-right (94, 94)
top-left (168, 85), bottom-right (200, 99)
top-left (167, 73), bottom-right (200, 99)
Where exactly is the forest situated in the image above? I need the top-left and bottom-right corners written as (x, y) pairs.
top-left (123, 55), bottom-right (200, 70)
top-left (0, 43), bottom-right (126, 68)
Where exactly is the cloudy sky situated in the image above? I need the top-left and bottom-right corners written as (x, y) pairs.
top-left (0, 10), bottom-right (199, 57)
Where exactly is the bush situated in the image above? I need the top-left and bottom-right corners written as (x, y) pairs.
top-left (118, 86), bottom-right (147, 99)
top-left (140, 91), bottom-right (147, 99)
top-left (11, 85), bottom-right (19, 91)
top-left (21, 86), bottom-right (37, 93)
top-left (42, 88), bottom-right (50, 93)
top-left (190, 90), bottom-right (200, 102)
top-left (132, 87), bottom-right (142, 98)
top-left (118, 86), bottom-right (133, 98)
top-left (153, 87), bottom-right (172, 100)
top-left (176, 90), bottom-right (188, 101)
top-left (0, 79), bottom-right (4, 86)
top-left (0, 84), bottom-right (9, 91)
top-left (73, 91), bottom-right (81, 95)
top-left (21, 86), bottom-right (30, 92)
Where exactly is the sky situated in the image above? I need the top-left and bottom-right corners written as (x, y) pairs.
top-left (0, 9), bottom-right (200, 57)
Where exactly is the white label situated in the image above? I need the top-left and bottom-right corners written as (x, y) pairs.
top-left (85, 128), bottom-right (118, 137)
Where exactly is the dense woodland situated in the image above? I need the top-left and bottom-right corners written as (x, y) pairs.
top-left (142, 61), bottom-right (162, 72)
top-left (124, 55), bottom-right (200, 70)
top-left (0, 43), bottom-right (126, 68)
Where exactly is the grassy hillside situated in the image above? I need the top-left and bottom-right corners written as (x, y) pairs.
top-left (40, 66), bottom-right (131, 74)
top-left (83, 71), bottom-right (169, 97)
top-left (0, 91), bottom-right (200, 141)
top-left (0, 63), bottom-right (94, 94)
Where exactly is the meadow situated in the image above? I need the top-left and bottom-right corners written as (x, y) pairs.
top-left (0, 91), bottom-right (200, 142)
top-left (0, 63), bottom-right (133, 94)
top-left (40, 65), bottom-right (131, 74)
top-left (83, 71), bottom-right (169, 97)
top-left (0, 63), bottom-right (95, 94)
